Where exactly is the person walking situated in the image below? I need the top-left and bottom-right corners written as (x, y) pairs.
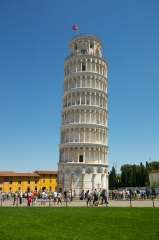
top-left (93, 189), bottom-right (99, 206)
top-left (57, 191), bottom-right (62, 205)
top-left (27, 191), bottom-right (32, 207)
top-left (33, 190), bottom-right (37, 205)
top-left (73, 190), bottom-right (76, 201)
top-left (19, 191), bottom-right (22, 204)
top-left (53, 190), bottom-right (57, 205)
top-left (13, 192), bottom-right (17, 205)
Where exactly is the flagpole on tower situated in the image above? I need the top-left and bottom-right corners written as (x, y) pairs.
top-left (77, 24), bottom-right (78, 35)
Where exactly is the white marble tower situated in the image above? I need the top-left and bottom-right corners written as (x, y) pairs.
top-left (58, 34), bottom-right (109, 195)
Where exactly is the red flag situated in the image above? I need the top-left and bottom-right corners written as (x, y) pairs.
top-left (72, 25), bottom-right (78, 30)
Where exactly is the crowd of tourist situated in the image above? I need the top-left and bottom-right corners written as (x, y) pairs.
top-left (110, 188), bottom-right (156, 200)
top-left (0, 187), bottom-right (157, 207)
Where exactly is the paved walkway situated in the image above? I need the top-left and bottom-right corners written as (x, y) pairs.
top-left (1, 198), bottom-right (159, 207)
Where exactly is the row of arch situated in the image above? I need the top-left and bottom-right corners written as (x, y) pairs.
top-left (63, 74), bottom-right (107, 92)
top-left (61, 108), bottom-right (108, 126)
top-left (60, 127), bottom-right (108, 145)
top-left (62, 91), bottom-right (107, 109)
top-left (59, 165), bottom-right (108, 176)
top-left (59, 146), bottom-right (108, 164)
top-left (64, 57), bottom-right (107, 77)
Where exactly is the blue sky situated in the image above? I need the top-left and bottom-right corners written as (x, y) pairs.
top-left (0, 0), bottom-right (159, 173)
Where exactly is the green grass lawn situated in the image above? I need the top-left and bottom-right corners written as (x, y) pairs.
top-left (0, 207), bottom-right (159, 240)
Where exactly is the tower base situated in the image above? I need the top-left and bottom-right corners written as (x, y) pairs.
top-left (58, 163), bottom-right (109, 195)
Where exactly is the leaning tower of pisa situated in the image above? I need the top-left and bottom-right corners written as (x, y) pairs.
top-left (58, 34), bottom-right (109, 195)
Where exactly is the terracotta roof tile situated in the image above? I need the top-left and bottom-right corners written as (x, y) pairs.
top-left (35, 170), bottom-right (57, 175)
top-left (0, 171), bottom-right (40, 177)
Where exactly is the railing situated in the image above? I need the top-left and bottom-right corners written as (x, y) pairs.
top-left (70, 33), bottom-right (101, 42)
top-left (65, 51), bottom-right (107, 62)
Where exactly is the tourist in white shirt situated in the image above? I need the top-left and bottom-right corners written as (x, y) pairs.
top-left (53, 191), bottom-right (57, 205)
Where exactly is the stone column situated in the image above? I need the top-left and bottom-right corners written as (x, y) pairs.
top-left (82, 173), bottom-right (85, 190)
top-left (84, 128), bottom-right (86, 142)
top-left (99, 93), bottom-right (101, 107)
top-left (93, 174), bottom-right (96, 190)
top-left (86, 59), bottom-right (87, 71)
top-left (80, 76), bottom-right (82, 88)
top-left (83, 147), bottom-right (85, 162)
top-left (94, 110), bottom-right (96, 124)
top-left (90, 76), bottom-right (92, 88)
top-left (78, 128), bottom-right (80, 142)
top-left (70, 110), bottom-right (71, 123)
top-left (79, 110), bottom-right (81, 123)
top-left (90, 59), bottom-right (92, 72)
top-left (89, 110), bottom-right (92, 124)
top-left (88, 148), bottom-right (91, 163)
top-left (94, 128), bottom-right (96, 143)
top-left (101, 173), bottom-right (104, 189)
top-left (69, 129), bottom-right (70, 142)
top-left (106, 173), bottom-right (109, 191)
top-left (73, 128), bottom-right (75, 142)
top-left (95, 61), bottom-right (96, 73)
top-left (85, 76), bottom-right (87, 87)
top-left (98, 148), bottom-right (100, 163)
top-left (93, 148), bottom-right (96, 163)
top-left (89, 128), bottom-right (91, 142)
top-left (98, 129), bottom-right (100, 143)
top-left (105, 150), bottom-right (108, 164)
top-left (84, 109), bottom-right (86, 122)
top-left (64, 149), bottom-right (65, 162)
top-left (95, 93), bottom-right (96, 106)
top-left (90, 92), bottom-right (92, 105)
top-left (74, 110), bottom-right (76, 122)
top-left (62, 173), bottom-right (65, 196)
top-left (99, 111), bottom-right (101, 124)
top-left (80, 92), bottom-right (81, 105)
top-left (76, 59), bottom-right (77, 72)
top-left (85, 92), bottom-right (86, 105)
top-left (71, 173), bottom-right (74, 190)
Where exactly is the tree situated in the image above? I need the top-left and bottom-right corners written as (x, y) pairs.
top-left (109, 167), bottom-right (116, 189)
top-left (147, 161), bottom-right (159, 172)
top-left (132, 165), bottom-right (137, 187)
top-left (128, 168), bottom-right (133, 187)
top-left (146, 161), bottom-right (149, 168)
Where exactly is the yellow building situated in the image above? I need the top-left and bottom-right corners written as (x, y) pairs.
top-left (0, 170), bottom-right (57, 192)
top-left (34, 170), bottom-right (57, 192)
